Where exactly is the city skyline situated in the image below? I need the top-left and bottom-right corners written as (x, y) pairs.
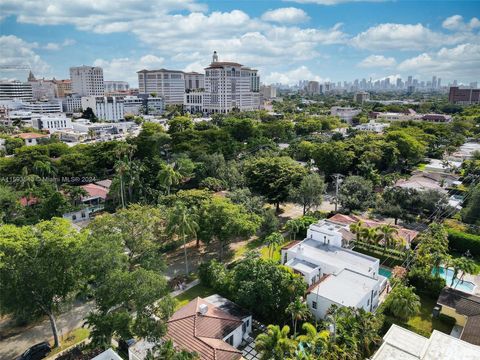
top-left (1, 0), bottom-right (479, 86)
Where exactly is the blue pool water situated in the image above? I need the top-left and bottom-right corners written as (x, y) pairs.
top-left (433, 267), bottom-right (476, 293)
top-left (379, 267), bottom-right (393, 279)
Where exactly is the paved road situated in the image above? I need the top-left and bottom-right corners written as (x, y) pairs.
top-left (0, 302), bottom-right (94, 360)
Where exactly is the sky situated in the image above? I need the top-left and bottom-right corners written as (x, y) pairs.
top-left (0, 0), bottom-right (479, 86)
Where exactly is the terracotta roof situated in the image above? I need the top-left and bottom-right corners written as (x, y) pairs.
top-left (81, 183), bottom-right (109, 200)
top-left (306, 274), bottom-right (331, 294)
top-left (17, 132), bottom-right (49, 139)
top-left (166, 297), bottom-right (243, 360)
top-left (328, 214), bottom-right (418, 244)
top-left (19, 196), bottom-right (38, 207)
top-left (94, 179), bottom-right (112, 190)
top-left (281, 240), bottom-right (301, 250)
top-left (437, 287), bottom-right (480, 346)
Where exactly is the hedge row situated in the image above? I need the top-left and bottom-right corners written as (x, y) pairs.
top-left (447, 228), bottom-right (480, 257)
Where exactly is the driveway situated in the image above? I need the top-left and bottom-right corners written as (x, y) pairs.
top-left (0, 302), bottom-right (94, 360)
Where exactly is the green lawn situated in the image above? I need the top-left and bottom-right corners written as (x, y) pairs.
top-left (386, 293), bottom-right (453, 338)
top-left (174, 284), bottom-right (215, 310)
top-left (261, 239), bottom-right (295, 262)
top-left (47, 328), bottom-right (90, 358)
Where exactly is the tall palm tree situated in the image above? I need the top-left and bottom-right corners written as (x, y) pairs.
top-left (286, 298), bottom-right (310, 337)
top-left (255, 324), bottom-right (296, 360)
top-left (167, 202), bottom-right (199, 275)
top-left (158, 164), bottom-right (183, 196)
top-left (377, 224), bottom-right (398, 251)
top-left (354, 309), bottom-right (382, 358)
top-left (286, 219), bottom-right (302, 240)
top-left (361, 227), bottom-right (382, 245)
top-left (349, 221), bottom-right (364, 243)
top-left (265, 232), bottom-right (284, 259)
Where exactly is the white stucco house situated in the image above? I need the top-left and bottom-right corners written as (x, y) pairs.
top-left (281, 219), bottom-right (388, 320)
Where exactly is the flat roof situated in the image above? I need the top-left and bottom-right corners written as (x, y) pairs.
top-left (309, 268), bottom-right (379, 307)
top-left (204, 294), bottom-right (251, 319)
top-left (286, 258), bottom-right (318, 274)
top-left (372, 324), bottom-right (480, 360)
top-left (292, 239), bottom-right (378, 275)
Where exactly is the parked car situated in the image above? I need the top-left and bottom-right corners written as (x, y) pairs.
top-left (17, 342), bottom-right (51, 360)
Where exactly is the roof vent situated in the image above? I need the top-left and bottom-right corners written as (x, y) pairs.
top-left (198, 304), bottom-right (208, 315)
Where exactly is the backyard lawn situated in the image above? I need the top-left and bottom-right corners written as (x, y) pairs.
top-left (387, 293), bottom-right (454, 338)
top-left (174, 284), bottom-right (215, 310)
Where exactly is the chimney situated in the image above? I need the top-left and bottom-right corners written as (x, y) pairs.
top-left (198, 303), bottom-right (208, 315)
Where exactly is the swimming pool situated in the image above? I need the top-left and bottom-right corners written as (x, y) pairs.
top-left (379, 267), bottom-right (392, 279)
top-left (433, 267), bottom-right (476, 293)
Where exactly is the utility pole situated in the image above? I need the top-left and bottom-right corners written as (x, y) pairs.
top-left (331, 174), bottom-right (344, 212)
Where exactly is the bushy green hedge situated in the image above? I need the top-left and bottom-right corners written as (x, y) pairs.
top-left (408, 268), bottom-right (446, 299)
top-left (447, 228), bottom-right (480, 256)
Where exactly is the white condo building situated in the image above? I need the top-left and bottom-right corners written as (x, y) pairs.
top-left (203, 51), bottom-right (260, 114)
top-left (62, 95), bottom-right (83, 113)
top-left (81, 96), bottom-right (124, 121)
top-left (185, 72), bottom-right (205, 91)
top-left (281, 219), bottom-right (387, 319)
top-left (70, 66), bottom-right (105, 96)
top-left (32, 114), bottom-right (72, 133)
top-left (123, 95), bottom-right (165, 116)
top-left (137, 69), bottom-right (185, 104)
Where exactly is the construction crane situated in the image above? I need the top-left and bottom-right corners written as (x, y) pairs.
top-left (0, 65), bottom-right (31, 70)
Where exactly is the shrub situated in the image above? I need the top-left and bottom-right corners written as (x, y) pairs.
top-left (447, 228), bottom-right (480, 256)
top-left (408, 268), bottom-right (446, 299)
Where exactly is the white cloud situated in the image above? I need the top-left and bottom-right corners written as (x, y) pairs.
top-left (0, 35), bottom-right (50, 79)
top-left (351, 23), bottom-right (475, 51)
top-left (397, 43), bottom-right (480, 81)
top-left (0, 1), bottom-right (346, 76)
top-left (263, 65), bottom-right (328, 85)
top-left (43, 38), bottom-right (76, 50)
top-left (261, 7), bottom-right (309, 24)
top-left (442, 15), bottom-right (480, 31)
top-left (358, 54), bottom-right (396, 68)
top-left (286, 0), bottom-right (386, 5)
top-left (93, 55), bottom-right (165, 85)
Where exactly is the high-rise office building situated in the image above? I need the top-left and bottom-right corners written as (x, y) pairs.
top-left (0, 81), bottom-right (33, 101)
top-left (137, 69), bottom-right (185, 104)
top-left (70, 66), bottom-right (105, 96)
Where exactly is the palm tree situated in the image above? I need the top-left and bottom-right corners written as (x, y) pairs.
top-left (158, 163), bottom-right (183, 196)
top-left (354, 309), bottom-right (382, 358)
top-left (349, 221), bottom-right (364, 244)
top-left (61, 184), bottom-right (88, 207)
top-left (377, 224), bottom-right (398, 251)
top-left (286, 219), bottom-right (302, 240)
top-left (265, 232), bottom-right (284, 259)
top-left (255, 324), bottom-right (296, 360)
top-left (295, 322), bottom-right (329, 356)
top-left (167, 202), bottom-right (199, 275)
top-left (361, 227), bottom-right (382, 245)
top-left (286, 298), bottom-right (310, 337)
top-left (452, 257), bottom-right (477, 288)
top-left (384, 284), bottom-right (420, 321)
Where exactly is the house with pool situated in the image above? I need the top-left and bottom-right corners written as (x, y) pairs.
top-left (281, 219), bottom-right (389, 320)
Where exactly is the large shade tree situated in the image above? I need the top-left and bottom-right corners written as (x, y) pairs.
top-left (0, 219), bottom-right (86, 348)
top-left (244, 156), bottom-right (307, 212)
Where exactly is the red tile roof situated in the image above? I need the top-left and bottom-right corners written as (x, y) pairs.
top-left (81, 183), bottom-right (109, 200)
top-left (328, 214), bottom-right (418, 244)
top-left (19, 196), bottom-right (38, 207)
top-left (166, 297), bottom-right (243, 360)
top-left (17, 132), bottom-right (49, 140)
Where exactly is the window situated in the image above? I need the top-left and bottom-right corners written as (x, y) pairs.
top-left (242, 321), bottom-right (247, 333)
top-left (367, 299), bottom-right (370, 306)
top-left (226, 335), bottom-right (234, 346)
top-left (72, 214), bottom-right (77, 220)
top-left (312, 301), bottom-right (317, 309)
top-left (283, 253), bottom-right (287, 264)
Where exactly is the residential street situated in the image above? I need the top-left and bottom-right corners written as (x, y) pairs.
top-left (0, 302), bottom-right (94, 360)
